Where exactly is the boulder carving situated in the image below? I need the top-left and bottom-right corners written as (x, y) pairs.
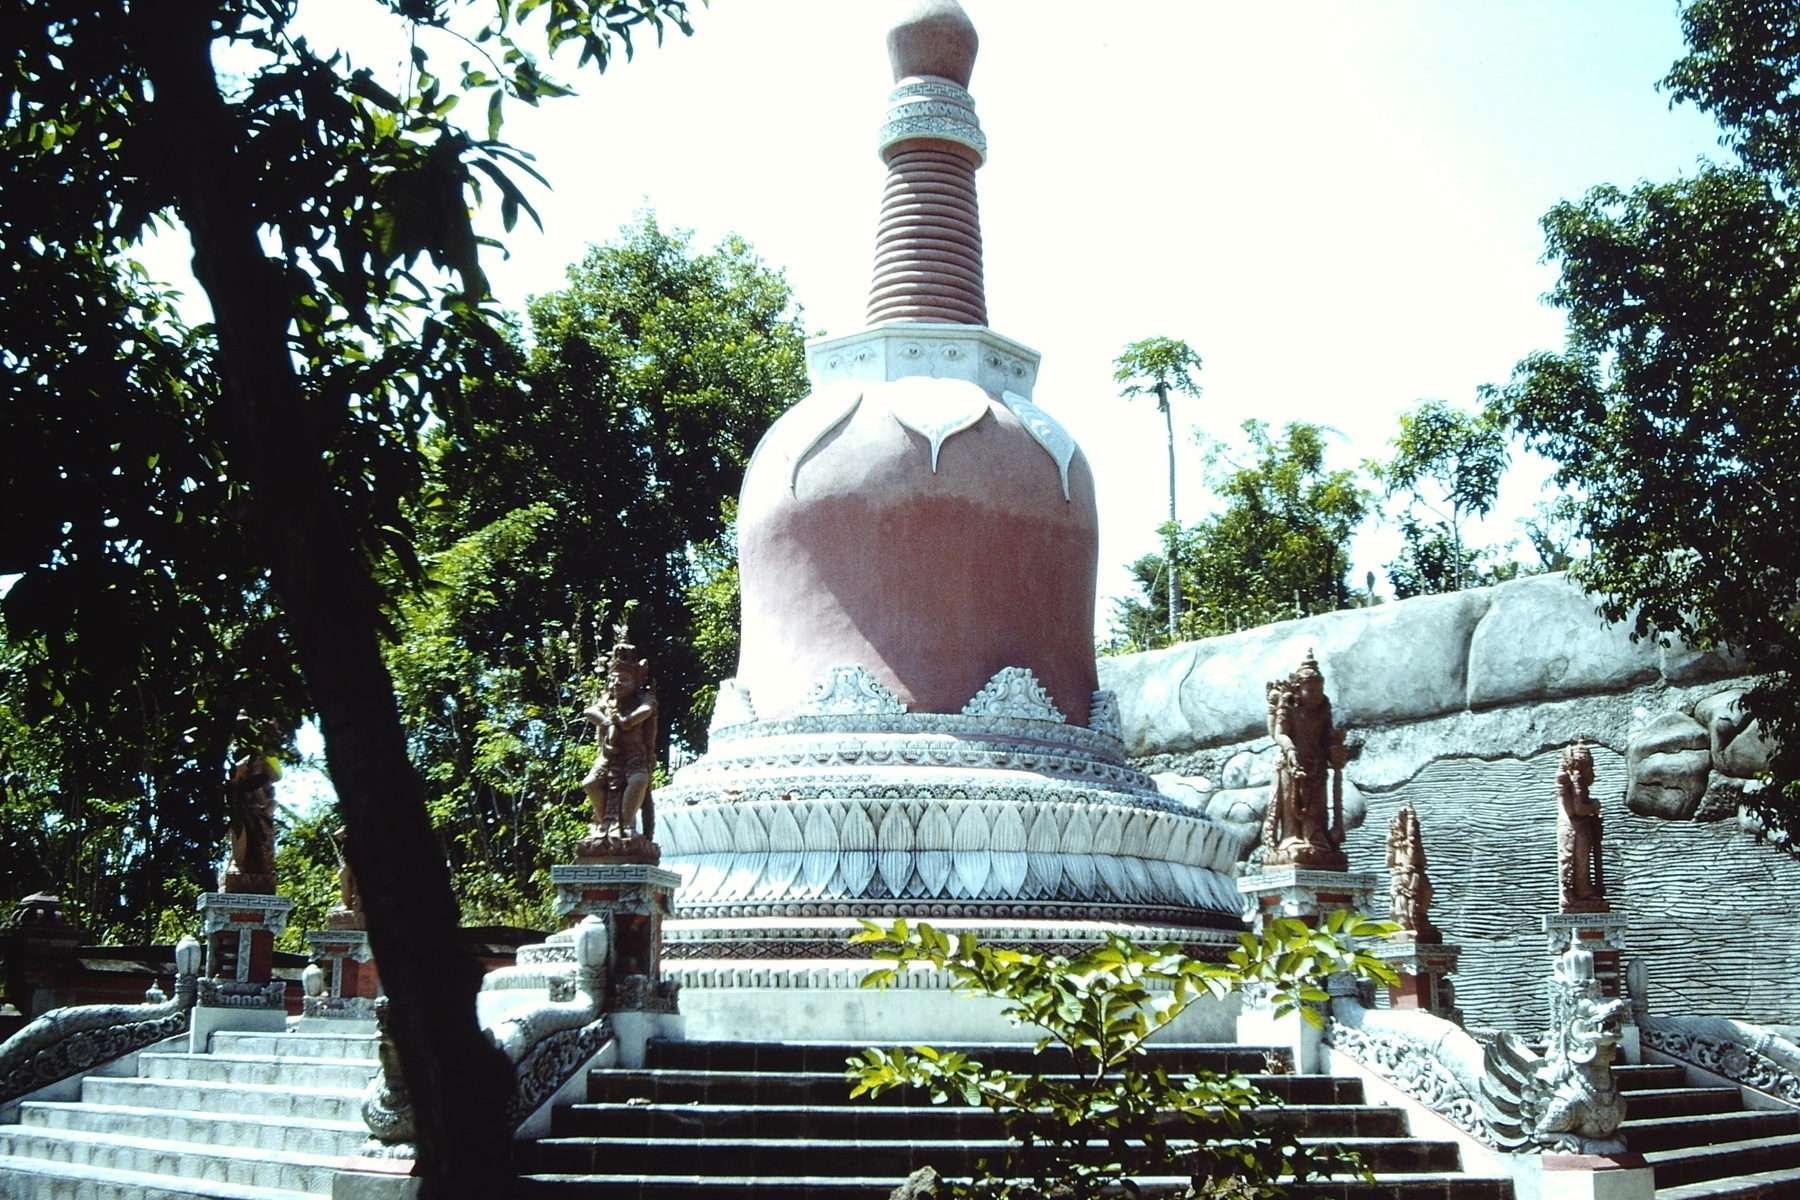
top-left (1260, 651), bottom-right (1350, 871)
top-left (1557, 739), bottom-right (1606, 913)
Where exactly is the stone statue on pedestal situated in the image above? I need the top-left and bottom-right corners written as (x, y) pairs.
top-left (224, 722), bottom-right (281, 894)
top-left (1557, 739), bottom-right (1606, 913)
top-left (1260, 651), bottom-right (1350, 871)
top-left (1385, 804), bottom-right (1441, 943)
top-left (577, 623), bottom-right (659, 862)
top-left (329, 827), bottom-right (364, 930)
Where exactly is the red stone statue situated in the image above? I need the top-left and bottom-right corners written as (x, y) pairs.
top-left (1558, 739), bottom-right (1606, 913)
top-left (1386, 804), bottom-right (1441, 942)
top-left (577, 624), bottom-right (659, 862)
top-left (224, 740), bottom-right (280, 894)
top-left (1261, 651), bottom-right (1350, 871)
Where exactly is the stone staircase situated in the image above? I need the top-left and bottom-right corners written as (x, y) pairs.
top-left (0, 1029), bottom-right (378, 1200)
top-left (1618, 1061), bottom-right (1800, 1198)
top-left (514, 1039), bottom-right (1514, 1199)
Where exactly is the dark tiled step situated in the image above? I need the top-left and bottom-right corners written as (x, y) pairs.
top-left (553, 1101), bottom-right (1410, 1141)
top-left (586, 1069), bottom-right (1365, 1108)
top-left (1645, 1133), bottom-right (1800, 1189)
top-left (1613, 1063), bottom-right (1689, 1091)
top-left (514, 1175), bottom-right (1512, 1200)
top-left (526, 1135), bottom-right (1463, 1179)
top-left (642, 1039), bottom-right (1282, 1076)
top-left (1624, 1108), bottom-right (1800, 1153)
top-left (1617, 1086), bottom-right (1742, 1120)
top-left (1659, 1164), bottom-right (1800, 1199)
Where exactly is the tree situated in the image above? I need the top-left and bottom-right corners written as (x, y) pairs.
top-left (1492, 0), bottom-right (1800, 846)
top-left (1114, 337), bottom-right (1204, 644)
top-left (1106, 421), bottom-right (1369, 650)
top-left (1373, 399), bottom-right (1510, 598)
top-left (4, 3), bottom-right (694, 1194)
top-left (848, 912), bottom-right (1397, 1198)
top-left (425, 215), bottom-right (809, 755)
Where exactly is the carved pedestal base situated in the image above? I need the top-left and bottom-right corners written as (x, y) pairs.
top-left (1237, 866), bottom-right (1378, 927)
top-left (574, 829), bottom-right (661, 865)
top-left (551, 864), bottom-right (682, 1012)
top-left (302, 929), bottom-right (379, 1025)
top-left (1370, 939), bottom-right (1462, 1024)
top-left (193, 892), bottom-right (294, 1050)
top-left (1545, 910), bottom-right (1636, 1063)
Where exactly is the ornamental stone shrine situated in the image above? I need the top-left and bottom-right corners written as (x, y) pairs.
top-left (652, 1), bottom-right (1248, 1036)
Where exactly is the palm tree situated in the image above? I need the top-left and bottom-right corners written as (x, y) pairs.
top-left (1113, 337), bottom-right (1204, 644)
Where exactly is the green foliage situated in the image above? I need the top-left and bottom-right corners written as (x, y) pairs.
top-left (1493, 0), bottom-right (1800, 846)
top-left (1374, 399), bottom-right (1511, 598)
top-left (1113, 338), bottom-right (1204, 413)
top-left (685, 498), bottom-right (744, 732)
top-left (426, 214), bottom-right (808, 755)
top-left (1107, 422), bottom-right (1370, 651)
top-left (847, 913), bottom-right (1397, 1199)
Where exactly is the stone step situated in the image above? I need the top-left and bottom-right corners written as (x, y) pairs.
top-left (81, 1075), bottom-right (366, 1124)
top-left (0, 1154), bottom-right (318, 1200)
top-left (514, 1173), bottom-right (1513, 1199)
top-left (586, 1068), bottom-right (1366, 1108)
top-left (19, 1099), bottom-right (365, 1157)
top-left (643, 1038), bottom-right (1282, 1076)
top-left (1616, 1085), bottom-right (1743, 1119)
top-left (0, 1125), bottom-right (342, 1194)
top-left (553, 1100), bottom-right (1411, 1141)
top-left (1659, 1164), bottom-right (1800, 1199)
top-left (526, 1134), bottom-right (1463, 1178)
top-left (1623, 1108), bottom-right (1800, 1152)
top-left (1614, 1062), bottom-right (1690, 1091)
top-left (137, 1051), bottom-right (379, 1090)
top-left (211, 1031), bottom-right (379, 1061)
top-left (1644, 1132), bottom-right (1800, 1189)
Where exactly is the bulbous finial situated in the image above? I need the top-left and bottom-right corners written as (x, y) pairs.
top-left (887, 0), bottom-right (978, 87)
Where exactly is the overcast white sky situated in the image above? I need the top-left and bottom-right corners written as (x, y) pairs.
top-left (148, 0), bottom-right (1727, 630)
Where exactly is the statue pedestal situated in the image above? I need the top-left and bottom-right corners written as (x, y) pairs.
top-left (1236, 868), bottom-right (1377, 1072)
top-left (1544, 910), bottom-right (1636, 1062)
top-left (551, 862), bottom-right (684, 1066)
top-left (1369, 938), bottom-right (1461, 1023)
top-left (1237, 866), bottom-right (1378, 925)
top-left (301, 915), bottom-right (379, 1027)
top-left (192, 892), bottom-right (294, 1050)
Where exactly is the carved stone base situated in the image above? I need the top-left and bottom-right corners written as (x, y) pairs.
top-left (1370, 939), bottom-right (1462, 1023)
top-left (305, 928), bottom-right (379, 1016)
top-left (573, 830), bottom-right (661, 865)
top-left (222, 872), bottom-right (277, 895)
top-left (551, 864), bottom-right (681, 998)
top-left (1238, 866), bottom-right (1378, 928)
top-left (1543, 912), bottom-right (1629, 997)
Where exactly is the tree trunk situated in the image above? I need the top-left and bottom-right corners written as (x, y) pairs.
top-left (127, 6), bottom-right (515, 1197)
top-left (1161, 387), bottom-right (1178, 643)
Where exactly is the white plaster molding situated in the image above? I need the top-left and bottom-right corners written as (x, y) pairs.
top-left (878, 78), bottom-right (986, 161)
top-left (792, 665), bottom-right (909, 716)
top-left (784, 383), bottom-right (862, 491)
top-left (806, 324), bottom-right (1040, 398)
top-left (962, 666), bottom-right (1066, 723)
top-left (885, 376), bottom-right (991, 471)
top-left (709, 678), bottom-right (757, 734)
top-left (1088, 690), bottom-right (1123, 742)
top-left (1001, 390), bottom-right (1077, 500)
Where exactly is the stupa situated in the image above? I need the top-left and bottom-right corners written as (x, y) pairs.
top-left (655, 2), bottom-right (1247, 1011)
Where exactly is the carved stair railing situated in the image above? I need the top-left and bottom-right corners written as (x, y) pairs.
top-left (360, 916), bottom-right (613, 1154)
top-left (0, 936), bottom-right (202, 1108)
top-left (1325, 994), bottom-right (1504, 1148)
top-left (1640, 1014), bottom-right (1800, 1108)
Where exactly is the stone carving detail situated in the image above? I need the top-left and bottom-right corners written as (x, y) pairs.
top-left (1557, 739), bottom-right (1607, 912)
top-left (793, 666), bottom-right (909, 717)
top-left (1328, 1021), bottom-right (1492, 1142)
top-left (1478, 939), bottom-right (1629, 1154)
top-left (1001, 391), bottom-right (1077, 500)
top-left (359, 996), bottom-right (416, 1155)
top-left (878, 78), bottom-right (986, 158)
top-left (1640, 1015), bottom-right (1800, 1107)
top-left (0, 936), bottom-right (201, 1106)
top-left (1261, 651), bottom-right (1350, 871)
top-left (710, 679), bottom-right (758, 732)
top-left (1088, 690), bottom-right (1123, 742)
top-left (787, 384), bottom-right (863, 490)
top-left (196, 979), bottom-right (286, 1009)
top-left (962, 667), bottom-right (1066, 723)
top-left (578, 622), bottom-right (659, 861)
top-left (702, 708), bottom-right (1120, 759)
top-left (225, 728), bottom-right (280, 894)
top-left (886, 377), bottom-right (991, 471)
top-left (1385, 804), bottom-right (1440, 943)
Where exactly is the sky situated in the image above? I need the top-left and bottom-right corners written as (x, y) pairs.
top-left (146, 0), bottom-right (1728, 628)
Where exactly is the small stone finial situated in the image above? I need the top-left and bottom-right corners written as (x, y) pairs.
top-left (887, 0), bottom-right (978, 86)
